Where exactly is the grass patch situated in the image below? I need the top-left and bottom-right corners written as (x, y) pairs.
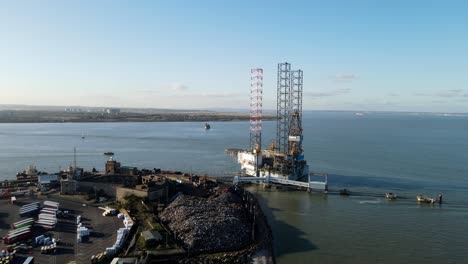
top-left (120, 195), bottom-right (179, 251)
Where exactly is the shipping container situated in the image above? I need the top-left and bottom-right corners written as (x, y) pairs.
top-left (43, 201), bottom-right (59, 209)
top-left (12, 218), bottom-right (34, 229)
top-left (4, 230), bottom-right (32, 244)
top-left (7, 226), bottom-right (31, 236)
top-left (38, 213), bottom-right (57, 221)
top-left (40, 208), bottom-right (57, 214)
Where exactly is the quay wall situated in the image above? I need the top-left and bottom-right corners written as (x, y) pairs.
top-left (239, 187), bottom-right (275, 264)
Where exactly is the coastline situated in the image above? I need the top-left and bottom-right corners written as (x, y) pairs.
top-left (0, 110), bottom-right (276, 123)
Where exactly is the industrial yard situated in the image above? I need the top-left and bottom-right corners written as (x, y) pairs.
top-left (0, 196), bottom-right (126, 264)
top-left (0, 164), bottom-right (274, 264)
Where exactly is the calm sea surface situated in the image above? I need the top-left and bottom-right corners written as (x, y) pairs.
top-left (1, 112), bottom-right (467, 263)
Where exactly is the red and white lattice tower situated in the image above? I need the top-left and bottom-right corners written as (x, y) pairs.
top-left (250, 68), bottom-right (263, 151)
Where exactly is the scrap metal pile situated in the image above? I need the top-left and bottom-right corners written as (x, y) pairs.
top-left (160, 188), bottom-right (251, 252)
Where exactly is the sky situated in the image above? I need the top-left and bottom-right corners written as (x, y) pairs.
top-left (0, 0), bottom-right (467, 112)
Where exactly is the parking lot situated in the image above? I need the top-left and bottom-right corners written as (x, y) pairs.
top-left (0, 195), bottom-right (123, 264)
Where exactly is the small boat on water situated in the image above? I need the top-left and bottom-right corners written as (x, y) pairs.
top-left (385, 193), bottom-right (398, 200)
top-left (205, 123), bottom-right (211, 130)
top-left (103, 152), bottom-right (114, 156)
top-left (416, 195), bottom-right (435, 204)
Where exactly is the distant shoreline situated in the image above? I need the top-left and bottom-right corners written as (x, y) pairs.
top-left (0, 110), bottom-right (276, 123)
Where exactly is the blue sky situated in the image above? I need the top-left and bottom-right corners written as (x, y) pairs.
top-left (0, 0), bottom-right (467, 112)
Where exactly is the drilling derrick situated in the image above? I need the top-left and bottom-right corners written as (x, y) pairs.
top-left (289, 70), bottom-right (304, 156)
top-left (276, 62), bottom-right (291, 154)
top-left (233, 62), bottom-right (310, 182)
top-left (290, 70), bottom-right (303, 120)
top-left (232, 62), bottom-right (327, 191)
top-left (250, 68), bottom-right (263, 151)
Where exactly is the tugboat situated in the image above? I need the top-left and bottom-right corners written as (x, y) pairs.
top-left (385, 193), bottom-right (398, 200)
top-left (204, 123), bottom-right (211, 130)
top-left (416, 195), bottom-right (435, 204)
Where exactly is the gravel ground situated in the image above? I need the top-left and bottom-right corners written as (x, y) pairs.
top-left (160, 188), bottom-right (251, 253)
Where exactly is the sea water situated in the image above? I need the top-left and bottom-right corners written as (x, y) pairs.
top-left (0, 112), bottom-right (467, 263)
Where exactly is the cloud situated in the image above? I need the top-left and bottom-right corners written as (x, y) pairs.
top-left (202, 92), bottom-right (244, 98)
top-left (135, 83), bottom-right (189, 93)
top-left (331, 74), bottom-right (358, 82)
top-left (434, 89), bottom-right (468, 98)
top-left (178, 92), bottom-right (244, 98)
top-left (167, 83), bottom-right (188, 91)
top-left (135, 89), bottom-right (156, 93)
top-left (415, 89), bottom-right (468, 98)
top-left (305, 88), bottom-right (351, 97)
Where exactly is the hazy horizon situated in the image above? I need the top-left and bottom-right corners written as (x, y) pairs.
top-left (1, 1), bottom-right (467, 112)
top-left (2, 103), bottom-right (468, 115)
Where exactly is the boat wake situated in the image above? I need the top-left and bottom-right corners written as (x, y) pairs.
top-left (359, 200), bottom-right (381, 204)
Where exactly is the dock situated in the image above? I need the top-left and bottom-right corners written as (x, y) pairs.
top-left (234, 173), bottom-right (328, 192)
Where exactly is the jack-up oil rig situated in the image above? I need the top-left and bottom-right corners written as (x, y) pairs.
top-left (229, 63), bottom-right (327, 191)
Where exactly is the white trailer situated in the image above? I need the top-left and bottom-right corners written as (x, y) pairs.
top-left (43, 200), bottom-right (60, 209)
top-left (36, 219), bottom-right (56, 225)
top-left (40, 208), bottom-right (58, 215)
top-left (38, 214), bottom-right (57, 223)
